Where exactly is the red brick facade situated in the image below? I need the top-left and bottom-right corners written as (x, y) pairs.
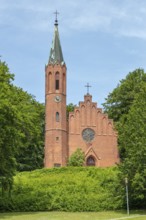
top-left (44, 63), bottom-right (68, 167)
top-left (44, 21), bottom-right (120, 168)
top-left (68, 95), bottom-right (119, 167)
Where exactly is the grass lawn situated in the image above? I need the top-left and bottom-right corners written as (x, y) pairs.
top-left (0, 211), bottom-right (146, 220)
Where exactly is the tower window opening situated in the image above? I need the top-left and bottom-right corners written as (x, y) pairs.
top-left (56, 112), bottom-right (60, 122)
top-left (55, 72), bottom-right (59, 90)
top-left (56, 137), bottom-right (59, 141)
top-left (56, 80), bottom-right (59, 90)
top-left (63, 73), bottom-right (65, 93)
top-left (48, 72), bottom-right (52, 91)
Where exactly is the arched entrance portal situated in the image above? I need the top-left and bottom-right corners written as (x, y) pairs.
top-left (86, 156), bottom-right (96, 166)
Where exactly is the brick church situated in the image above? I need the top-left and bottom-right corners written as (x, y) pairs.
top-left (44, 17), bottom-right (119, 168)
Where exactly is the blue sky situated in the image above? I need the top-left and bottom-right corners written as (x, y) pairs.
top-left (1, 0), bottom-right (146, 107)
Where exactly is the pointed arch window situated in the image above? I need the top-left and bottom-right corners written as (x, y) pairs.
top-left (63, 73), bottom-right (65, 93)
top-left (55, 72), bottom-right (59, 90)
top-left (86, 156), bottom-right (95, 166)
top-left (56, 112), bottom-right (60, 122)
top-left (48, 72), bottom-right (52, 91)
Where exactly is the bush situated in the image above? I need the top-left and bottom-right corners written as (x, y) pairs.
top-left (0, 167), bottom-right (124, 212)
top-left (68, 148), bottom-right (85, 166)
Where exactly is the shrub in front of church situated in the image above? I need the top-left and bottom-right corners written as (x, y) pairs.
top-left (0, 167), bottom-right (124, 212)
top-left (68, 148), bottom-right (85, 166)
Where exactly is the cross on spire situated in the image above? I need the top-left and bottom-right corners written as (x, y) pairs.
top-left (85, 83), bottom-right (92, 95)
top-left (54, 10), bottom-right (59, 26)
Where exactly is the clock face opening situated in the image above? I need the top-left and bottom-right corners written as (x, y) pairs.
top-left (82, 128), bottom-right (95, 142)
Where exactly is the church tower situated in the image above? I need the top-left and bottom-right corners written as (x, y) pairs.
top-left (44, 16), bottom-right (67, 168)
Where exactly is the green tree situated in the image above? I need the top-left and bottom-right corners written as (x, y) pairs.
top-left (16, 96), bottom-right (45, 171)
top-left (103, 69), bottom-right (146, 122)
top-left (66, 103), bottom-right (75, 119)
top-left (103, 68), bottom-right (146, 208)
top-left (0, 60), bottom-right (45, 197)
top-left (119, 86), bottom-right (146, 208)
top-left (0, 60), bottom-right (18, 197)
top-left (4, 82), bottom-right (45, 172)
top-left (68, 148), bottom-right (85, 166)
top-left (103, 69), bottom-right (146, 158)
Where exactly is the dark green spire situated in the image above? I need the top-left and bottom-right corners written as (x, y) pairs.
top-left (49, 17), bottom-right (64, 65)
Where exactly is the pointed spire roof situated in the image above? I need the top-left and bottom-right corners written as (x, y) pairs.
top-left (48, 15), bottom-right (65, 65)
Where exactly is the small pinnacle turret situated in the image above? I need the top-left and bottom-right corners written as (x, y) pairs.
top-left (48, 11), bottom-right (64, 65)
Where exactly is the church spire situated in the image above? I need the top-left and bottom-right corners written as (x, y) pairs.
top-left (48, 11), bottom-right (64, 65)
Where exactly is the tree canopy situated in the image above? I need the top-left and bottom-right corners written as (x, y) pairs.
top-left (68, 148), bottom-right (85, 166)
top-left (103, 69), bottom-right (146, 122)
top-left (0, 60), bottom-right (44, 196)
top-left (66, 103), bottom-right (75, 119)
top-left (103, 68), bottom-right (146, 208)
top-left (118, 86), bottom-right (146, 208)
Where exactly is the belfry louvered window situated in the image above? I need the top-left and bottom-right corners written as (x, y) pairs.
top-left (55, 72), bottom-right (59, 90)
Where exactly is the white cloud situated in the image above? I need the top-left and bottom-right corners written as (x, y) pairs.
top-left (1, 0), bottom-right (146, 38)
top-left (1, 0), bottom-right (146, 105)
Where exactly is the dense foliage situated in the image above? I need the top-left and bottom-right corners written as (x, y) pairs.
top-left (0, 61), bottom-right (17, 197)
top-left (0, 60), bottom-right (44, 197)
top-left (0, 167), bottom-right (124, 212)
top-left (1, 58), bottom-right (146, 211)
top-left (103, 68), bottom-right (146, 209)
top-left (103, 69), bottom-right (146, 122)
top-left (118, 86), bottom-right (146, 208)
top-left (66, 103), bottom-right (75, 119)
top-left (15, 95), bottom-right (44, 172)
top-left (68, 148), bottom-right (85, 166)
